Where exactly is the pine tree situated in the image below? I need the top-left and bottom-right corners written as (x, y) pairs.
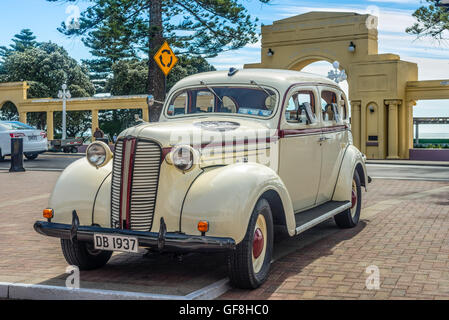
top-left (0, 29), bottom-right (38, 59)
top-left (407, 0), bottom-right (449, 41)
top-left (47, 0), bottom-right (271, 121)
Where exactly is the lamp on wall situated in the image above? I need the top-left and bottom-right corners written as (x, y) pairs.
top-left (348, 41), bottom-right (356, 53)
top-left (267, 48), bottom-right (274, 56)
top-left (368, 105), bottom-right (375, 113)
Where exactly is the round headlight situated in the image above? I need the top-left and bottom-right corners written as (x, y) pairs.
top-left (172, 146), bottom-right (194, 171)
top-left (86, 141), bottom-right (112, 168)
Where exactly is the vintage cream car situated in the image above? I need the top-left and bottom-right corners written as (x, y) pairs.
top-left (34, 69), bottom-right (368, 289)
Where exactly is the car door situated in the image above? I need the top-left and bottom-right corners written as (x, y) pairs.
top-left (316, 86), bottom-right (348, 204)
top-left (278, 86), bottom-right (322, 212)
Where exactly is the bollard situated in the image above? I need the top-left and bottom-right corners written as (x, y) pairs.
top-left (9, 138), bottom-right (25, 172)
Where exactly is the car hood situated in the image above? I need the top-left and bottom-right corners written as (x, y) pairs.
top-left (120, 116), bottom-right (276, 148)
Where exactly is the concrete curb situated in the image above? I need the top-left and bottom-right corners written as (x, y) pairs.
top-left (367, 160), bottom-right (449, 167)
top-left (0, 167), bottom-right (63, 172)
top-left (0, 278), bottom-right (230, 300)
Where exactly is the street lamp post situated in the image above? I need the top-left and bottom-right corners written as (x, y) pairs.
top-left (327, 61), bottom-right (348, 84)
top-left (58, 83), bottom-right (71, 140)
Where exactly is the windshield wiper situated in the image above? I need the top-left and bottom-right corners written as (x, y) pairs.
top-left (250, 80), bottom-right (276, 106)
top-left (200, 81), bottom-right (223, 104)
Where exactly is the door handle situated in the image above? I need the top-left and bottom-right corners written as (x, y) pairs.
top-left (319, 137), bottom-right (332, 142)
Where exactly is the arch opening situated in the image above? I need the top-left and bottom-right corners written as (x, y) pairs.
top-left (0, 101), bottom-right (19, 121)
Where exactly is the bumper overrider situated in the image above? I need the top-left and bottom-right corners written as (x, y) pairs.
top-left (33, 210), bottom-right (236, 253)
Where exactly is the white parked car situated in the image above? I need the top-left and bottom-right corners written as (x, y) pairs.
top-left (34, 69), bottom-right (368, 289)
top-left (0, 121), bottom-right (48, 160)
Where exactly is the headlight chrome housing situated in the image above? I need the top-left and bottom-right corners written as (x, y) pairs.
top-left (86, 141), bottom-right (113, 168)
top-left (169, 145), bottom-right (195, 172)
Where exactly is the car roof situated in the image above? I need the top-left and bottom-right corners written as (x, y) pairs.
top-left (0, 121), bottom-right (35, 129)
top-left (170, 68), bottom-right (339, 92)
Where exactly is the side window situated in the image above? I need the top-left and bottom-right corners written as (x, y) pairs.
top-left (168, 92), bottom-right (187, 116)
top-left (321, 90), bottom-right (338, 122)
top-left (285, 90), bottom-right (315, 124)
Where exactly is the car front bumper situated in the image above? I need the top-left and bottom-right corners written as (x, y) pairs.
top-left (33, 211), bottom-right (236, 253)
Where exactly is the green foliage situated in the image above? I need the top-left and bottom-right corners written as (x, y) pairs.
top-left (0, 32), bottom-right (95, 135)
top-left (0, 101), bottom-right (19, 121)
top-left (48, 0), bottom-right (269, 60)
top-left (0, 29), bottom-right (37, 59)
top-left (99, 109), bottom-right (143, 137)
top-left (106, 55), bottom-right (216, 95)
top-left (407, 0), bottom-right (449, 40)
top-left (106, 59), bottom-right (149, 95)
top-left (47, 0), bottom-right (270, 113)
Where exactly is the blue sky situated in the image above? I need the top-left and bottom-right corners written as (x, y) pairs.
top-left (1, 0), bottom-right (448, 135)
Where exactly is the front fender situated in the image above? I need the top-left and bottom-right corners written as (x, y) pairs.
top-left (180, 163), bottom-right (295, 244)
top-left (332, 145), bottom-right (367, 202)
top-left (49, 157), bottom-right (112, 226)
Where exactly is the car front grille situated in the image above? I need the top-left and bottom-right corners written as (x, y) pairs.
top-left (111, 138), bottom-right (161, 232)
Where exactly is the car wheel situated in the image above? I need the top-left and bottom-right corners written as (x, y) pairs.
top-left (61, 239), bottom-right (112, 270)
top-left (334, 170), bottom-right (362, 228)
top-left (24, 153), bottom-right (38, 160)
top-left (70, 146), bottom-right (78, 153)
top-left (227, 198), bottom-right (273, 289)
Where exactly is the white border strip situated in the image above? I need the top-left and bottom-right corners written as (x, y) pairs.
top-left (0, 278), bottom-right (230, 300)
top-left (371, 176), bottom-right (449, 182)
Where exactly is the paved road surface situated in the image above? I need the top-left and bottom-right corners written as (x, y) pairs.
top-left (0, 153), bottom-right (83, 171)
top-left (1, 153), bottom-right (448, 181)
top-left (367, 164), bottom-right (449, 181)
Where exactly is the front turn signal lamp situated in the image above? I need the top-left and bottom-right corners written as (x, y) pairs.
top-left (43, 208), bottom-right (54, 220)
top-left (198, 221), bottom-right (209, 234)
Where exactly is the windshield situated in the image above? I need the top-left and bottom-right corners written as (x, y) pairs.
top-left (166, 86), bottom-right (278, 118)
top-left (0, 121), bottom-right (35, 130)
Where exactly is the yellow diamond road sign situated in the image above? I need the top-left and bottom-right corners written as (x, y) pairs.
top-left (154, 41), bottom-right (178, 76)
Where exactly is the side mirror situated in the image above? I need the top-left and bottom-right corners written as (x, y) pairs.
top-left (147, 95), bottom-right (155, 107)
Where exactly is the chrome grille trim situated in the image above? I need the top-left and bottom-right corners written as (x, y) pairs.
top-left (111, 138), bottom-right (162, 231)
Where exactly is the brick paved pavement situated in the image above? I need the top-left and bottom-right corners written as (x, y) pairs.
top-left (221, 179), bottom-right (449, 300)
top-left (0, 171), bottom-right (227, 296)
top-left (1, 170), bottom-right (449, 299)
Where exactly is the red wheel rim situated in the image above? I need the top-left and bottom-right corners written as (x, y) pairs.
top-left (351, 189), bottom-right (357, 208)
top-left (253, 228), bottom-right (264, 259)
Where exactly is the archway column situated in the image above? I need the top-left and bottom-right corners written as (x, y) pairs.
top-left (46, 111), bottom-right (54, 140)
top-left (92, 109), bottom-right (99, 140)
top-left (19, 112), bottom-right (27, 124)
top-left (407, 100), bottom-right (416, 155)
top-left (142, 107), bottom-right (149, 122)
top-left (385, 99), bottom-right (402, 159)
top-left (350, 101), bottom-right (361, 150)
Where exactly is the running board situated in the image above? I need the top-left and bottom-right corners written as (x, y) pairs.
top-left (295, 201), bottom-right (351, 235)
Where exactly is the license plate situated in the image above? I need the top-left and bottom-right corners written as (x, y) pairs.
top-left (28, 135), bottom-right (37, 141)
top-left (94, 234), bottom-right (139, 253)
